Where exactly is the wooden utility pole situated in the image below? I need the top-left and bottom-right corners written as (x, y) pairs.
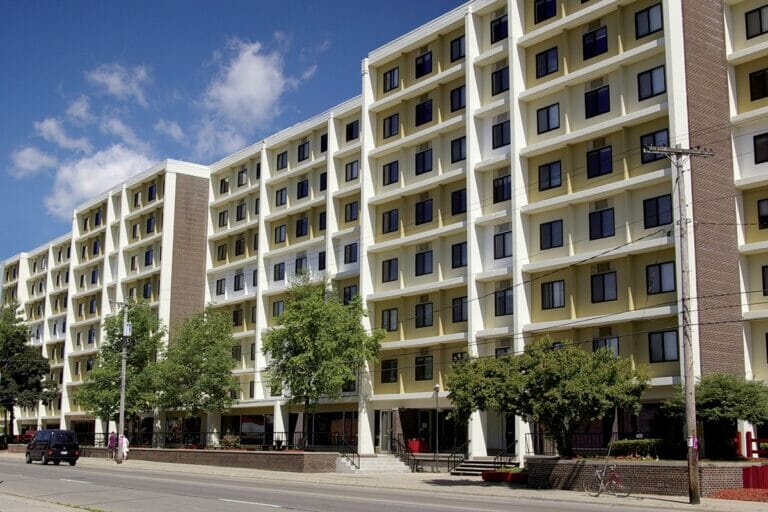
top-left (642, 144), bottom-right (713, 505)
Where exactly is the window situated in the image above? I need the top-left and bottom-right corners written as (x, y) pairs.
top-left (452, 296), bottom-right (468, 322)
top-left (643, 194), bottom-right (673, 228)
top-left (383, 113), bottom-right (399, 138)
top-left (492, 120), bottom-right (510, 148)
top-left (383, 67), bottom-right (399, 93)
top-left (130, 255), bottom-right (137, 271)
top-left (343, 285), bottom-right (357, 305)
top-left (320, 133), bottom-right (328, 153)
top-left (494, 230), bottom-right (512, 259)
top-left (450, 85), bottom-right (465, 112)
top-left (344, 201), bottom-right (359, 222)
top-left (587, 146), bottom-right (612, 178)
top-left (452, 242), bottom-right (467, 268)
top-left (276, 151), bottom-right (288, 170)
top-left (237, 168), bottom-right (248, 187)
top-left (220, 177), bottom-right (230, 194)
top-left (296, 178), bottom-right (309, 199)
top-left (319, 172), bottom-right (327, 191)
top-left (536, 47), bottom-right (558, 78)
top-left (274, 224), bottom-right (286, 243)
top-left (534, 0), bottom-right (556, 24)
top-left (641, 129), bottom-right (669, 163)
top-left (346, 120), bottom-right (359, 141)
top-left (296, 217), bottom-right (309, 238)
top-left (86, 358), bottom-right (94, 372)
top-left (451, 136), bottom-right (466, 162)
top-left (294, 256), bottom-right (306, 274)
top-left (415, 99), bottom-right (432, 126)
top-left (415, 302), bottom-right (433, 328)
top-left (451, 188), bottom-right (467, 215)
top-left (216, 244), bottom-right (227, 261)
top-left (583, 26), bottom-right (608, 60)
top-left (318, 211), bottom-right (326, 231)
top-left (318, 251), bottom-right (326, 271)
top-left (490, 14), bottom-right (508, 43)
top-left (585, 85), bottom-right (610, 118)
top-left (537, 103), bottom-right (560, 133)
top-left (647, 262), bottom-right (675, 294)
top-left (382, 308), bottom-right (398, 332)
top-left (491, 66), bottom-right (509, 96)
top-left (234, 272), bottom-right (244, 291)
top-left (144, 248), bottom-right (153, 266)
top-left (93, 239), bottom-right (100, 255)
top-left (133, 191), bottom-right (141, 208)
top-left (493, 176), bottom-right (511, 203)
top-left (415, 199), bottom-right (433, 225)
top-left (593, 336), bottom-right (619, 357)
top-left (274, 262), bottom-right (285, 281)
top-left (89, 297), bottom-right (97, 314)
top-left (381, 359), bottom-right (398, 382)
top-left (256, 163), bottom-right (261, 179)
top-left (90, 268), bottom-right (98, 284)
top-left (542, 280), bottom-right (565, 309)
top-left (538, 161), bottom-right (562, 191)
top-left (415, 51), bottom-right (432, 78)
top-left (495, 288), bottom-right (513, 316)
top-left (382, 209), bottom-right (399, 234)
top-left (345, 160), bottom-right (359, 181)
top-left (750, 68), bottom-right (768, 101)
top-left (450, 35), bottom-right (465, 62)
top-left (649, 330), bottom-right (678, 362)
top-left (638, 65), bottom-right (666, 101)
top-left (415, 250), bottom-right (433, 276)
top-left (253, 269), bottom-right (258, 287)
top-left (589, 208), bottom-right (615, 240)
top-left (344, 243), bottom-right (358, 264)
top-left (591, 271), bottom-right (617, 303)
top-left (383, 161), bottom-right (399, 185)
top-left (229, 309), bottom-right (242, 327)
top-left (272, 300), bottom-right (284, 317)
top-left (756, 134), bottom-right (768, 164)
top-left (636, 3), bottom-right (663, 38)
top-left (148, 183), bottom-right (157, 201)
top-left (540, 220), bottom-right (563, 250)
top-left (415, 148), bottom-right (433, 175)
top-left (94, 209), bottom-right (102, 226)
top-left (275, 188), bottom-right (287, 206)
top-left (382, 258), bottom-right (398, 283)
top-left (216, 278), bottom-right (225, 296)
top-left (415, 355), bottom-right (433, 380)
top-left (297, 141), bottom-right (310, 162)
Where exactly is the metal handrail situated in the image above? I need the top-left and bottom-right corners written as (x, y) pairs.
top-left (447, 441), bottom-right (468, 473)
top-left (391, 437), bottom-right (421, 472)
top-left (335, 434), bottom-right (360, 470)
top-left (493, 440), bottom-right (518, 469)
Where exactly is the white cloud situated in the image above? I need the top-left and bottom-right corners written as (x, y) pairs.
top-left (66, 95), bottom-right (93, 123)
top-left (45, 145), bottom-right (154, 219)
top-left (85, 63), bottom-right (151, 107)
top-left (154, 119), bottom-right (185, 143)
top-left (101, 117), bottom-right (149, 152)
top-left (9, 146), bottom-right (58, 178)
top-left (34, 118), bottom-right (92, 153)
top-left (301, 64), bottom-right (317, 81)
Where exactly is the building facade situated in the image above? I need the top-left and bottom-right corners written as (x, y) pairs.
top-left (3, 0), bottom-right (768, 459)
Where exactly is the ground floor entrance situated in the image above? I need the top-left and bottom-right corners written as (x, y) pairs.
top-left (375, 408), bottom-right (466, 454)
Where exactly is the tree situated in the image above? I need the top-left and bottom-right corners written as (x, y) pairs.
top-left (262, 273), bottom-right (382, 442)
top-left (0, 302), bottom-right (57, 437)
top-left (154, 306), bottom-right (239, 417)
top-left (447, 337), bottom-right (648, 457)
top-left (75, 303), bottom-right (165, 427)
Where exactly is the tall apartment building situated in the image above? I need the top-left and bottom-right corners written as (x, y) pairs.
top-left (3, 0), bottom-right (768, 459)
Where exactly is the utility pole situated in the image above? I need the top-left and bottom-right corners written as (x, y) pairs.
top-left (114, 303), bottom-right (131, 464)
top-left (643, 144), bottom-right (713, 505)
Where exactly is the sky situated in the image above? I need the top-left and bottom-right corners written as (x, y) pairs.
top-left (0, 0), bottom-right (465, 261)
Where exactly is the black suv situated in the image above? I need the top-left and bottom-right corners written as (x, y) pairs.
top-left (25, 429), bottom-right (80, 466)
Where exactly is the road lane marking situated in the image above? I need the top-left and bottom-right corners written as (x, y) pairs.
top-left (60, 479), bottom-right (91, 484)
top-left (220, 498), bottom-right (282, 508)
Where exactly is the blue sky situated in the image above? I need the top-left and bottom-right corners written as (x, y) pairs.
top-left (0, 0), bottom-right (464, 260)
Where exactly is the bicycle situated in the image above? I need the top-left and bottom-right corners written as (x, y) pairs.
top-left (583, 462), bottom-right (631, 497)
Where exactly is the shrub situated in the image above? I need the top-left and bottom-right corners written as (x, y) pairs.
top-left (611, 438), bottom-right (662, 459)
top-left (221, 434), bottom-right (241, 449)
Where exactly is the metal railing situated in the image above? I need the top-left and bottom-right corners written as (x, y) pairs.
top-left (525, 432), bottom-right (649, 455)
top-left (447, 441), bottom-right (468, 473)
top-left (335, 434), bottom-right (360, 469)
top-left (391, 436), bottom-right (421, 472)
top-left (493, 440), bottom-right (518, 469)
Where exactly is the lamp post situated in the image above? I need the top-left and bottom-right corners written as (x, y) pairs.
top-left (113, 303), bottom-right (131, 464)
top-left (433, 383), bottom-right (440, 473)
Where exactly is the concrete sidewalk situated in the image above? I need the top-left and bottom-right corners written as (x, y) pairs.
top-left (0, 451), bottom-right (765, 511)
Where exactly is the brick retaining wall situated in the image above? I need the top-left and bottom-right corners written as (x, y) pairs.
top-left (526, 456), bottom-right (752, 496)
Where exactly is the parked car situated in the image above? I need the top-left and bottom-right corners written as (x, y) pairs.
top-left (25, 429), bottom-right (80, 466)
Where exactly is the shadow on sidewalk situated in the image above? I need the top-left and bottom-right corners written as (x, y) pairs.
top-left (422, 478), bottom-right (529, 488)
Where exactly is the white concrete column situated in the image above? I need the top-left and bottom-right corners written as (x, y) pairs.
top-left (206, 411), bottom-right (221, 448)
top-left (154, 411), bottom-right (166, 448)
top-left (273, 401), bottom-right (289, 448)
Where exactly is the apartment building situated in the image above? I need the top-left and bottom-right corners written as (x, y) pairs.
top-left (3, 0), bottom-right (768, 460)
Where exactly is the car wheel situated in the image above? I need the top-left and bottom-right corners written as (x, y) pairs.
top-left (53, 460), bottom-right (61, 466)
top-left (25, 453), bottom-right (32, 464)
top-left (41, 454), bottom-right (48, 465)
top-left (69, 460), bottom-right (76, 466)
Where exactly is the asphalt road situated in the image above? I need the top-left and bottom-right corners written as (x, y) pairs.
top-left (0, 457), bottom-right (686, 512)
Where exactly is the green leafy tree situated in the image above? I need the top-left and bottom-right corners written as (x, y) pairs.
top-left (447, 337), bottom-right (648, 457)
top-left (75, 303), bottom-right (165, 426)
top-left (154, 306), bottom-right (239, 417)
top-left (262, 273), bottom-right (383, 441)
top-left (0, 302), bottom-right (57, 437)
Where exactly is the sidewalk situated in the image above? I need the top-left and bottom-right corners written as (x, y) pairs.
top-left (1, 451), bottom-right (764, 511)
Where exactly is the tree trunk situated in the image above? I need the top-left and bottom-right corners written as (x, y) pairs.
top-left (9, 405), bottom-right (15, 438)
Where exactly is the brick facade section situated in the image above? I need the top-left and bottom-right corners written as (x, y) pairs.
top-left (526, 457), bottom-right (751, 496)
top-left (682, 0), bottom-right (744, 375)
top-left (169, 174), bottom-right (209, 330)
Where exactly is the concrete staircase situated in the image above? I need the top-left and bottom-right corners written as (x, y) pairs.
top-left (336, 454), bottom-right (412, 474)
top-left (450, 456), bottom-right (511, 476)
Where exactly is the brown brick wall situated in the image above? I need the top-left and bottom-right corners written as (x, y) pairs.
top-left (168, 174), bottom-right (209, 331)
top-left (682, 0), bottom-right (744, 375)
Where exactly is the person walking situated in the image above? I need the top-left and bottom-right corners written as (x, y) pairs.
top-left (120, 435), bottom-right (130, 460)
top-left (107, 431), bottom-right (117, 460)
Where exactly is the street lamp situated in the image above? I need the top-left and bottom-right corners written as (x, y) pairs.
top-left (433, 383), bottom-right (440, 473)
top-left (113, 303), bottom-right (132, 464)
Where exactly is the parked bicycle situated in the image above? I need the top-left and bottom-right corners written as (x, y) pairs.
top-left (583, 440), bottom-right (631, 497)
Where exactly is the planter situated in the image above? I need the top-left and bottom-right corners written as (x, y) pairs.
top-left (481, 470), bottom-right (528, 483)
